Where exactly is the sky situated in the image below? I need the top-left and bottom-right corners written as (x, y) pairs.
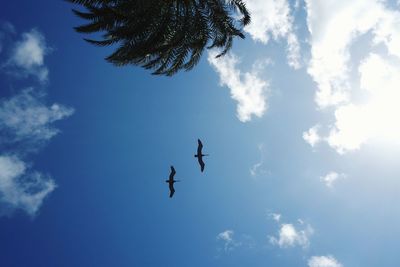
top-left (1, 0), bottom-right (400, 266)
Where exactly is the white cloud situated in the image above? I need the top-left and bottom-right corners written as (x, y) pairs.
top-left (0, 155), bottom-right (56, 216)
top-left (320, 171), bottom-right (346, 188)
top-left (244, 0), bottom-right (301, 68)
top-left (305, 1), bottom-right (400, 153)
top-left (267, 215), bottom-right (313, 248)
top-left (269, 222), bottom-right (313, 249)
top-left (208, 1), bottom-right (301, 122)
top-left (8, 29), bottom-right (50, 82)
top-left (208, 51), bottom-right (268, 122)
top-left (305, 0), bottom-right (383, 108)
top-left (0, 88), bottom-right (74, 144)
top-left (303, 125), bottom-right (321, 147)
top-left (308, 255), bottom-right (343, 267)
top-left (217, 230), bottom-right (234, 242)
top-left (0, 26), bottom-right (74, 217)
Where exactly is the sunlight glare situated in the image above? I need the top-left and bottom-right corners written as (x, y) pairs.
top-left (328, 53), bottom-right (400, 153)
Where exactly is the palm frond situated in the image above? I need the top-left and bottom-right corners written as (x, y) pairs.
top-left (69, 0), bottom-right (251, 76)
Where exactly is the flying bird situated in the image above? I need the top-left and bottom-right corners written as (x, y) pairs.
top-left (195, 139), bottom-right (209, 172)
top-left (166, 166), bottom-right (179, 198)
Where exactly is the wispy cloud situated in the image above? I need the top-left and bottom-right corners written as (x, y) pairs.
top-left (0, 155), bottom-right (56, 216)
top-left (0, 24), bottom-right (73, 217)
top-left (244, 0), bottom-right (301, 68)
top-left (216, 230), bottom-right (255, 253)
top-left (217, 230), bottom-right (240, 252)
top-left (1, 22), bottom-right (16, 35)
top-left (308, 255), bottom-right (343, 267)
top-left (269, 216), bottom-right (313, 249)
top-left (320, 172), bottom-right (346, 188)
top-left (0, 88), bottom-right (74, 146)
top-left (6, 29), bottom-right (50, 82)
top-left (250, 144), bottom-right (269, 177)
top-left (0, 22), bottom-right (16, 54)
top-left (208, 51), bottom-right (268, 122)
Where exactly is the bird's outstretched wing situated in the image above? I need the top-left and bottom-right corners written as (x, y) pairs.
top-left (169, 183), bottom-right (175, 198)
top-left (169, 166), bottom-right (176, 180)
top-left (198, 157), bottom-right (205, 172)
top-left (197, 139), bottom-right (203, 155)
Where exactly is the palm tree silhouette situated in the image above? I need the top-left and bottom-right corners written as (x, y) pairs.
top-left (68, 0), bottom-right (250, 76)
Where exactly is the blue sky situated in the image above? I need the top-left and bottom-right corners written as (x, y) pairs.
top-left (2, 0), bottom-right (400, 266)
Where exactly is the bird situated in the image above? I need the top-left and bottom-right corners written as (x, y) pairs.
top-left (195, 139), bottom-right (209, 172)
top-left (166, 166), bottom-right (179, 198)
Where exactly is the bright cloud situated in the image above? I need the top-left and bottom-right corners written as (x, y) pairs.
top-left (305, 0), bottom-right (383, 108)
top-left (0, 88), bottom-right (74, 144)
top-left (269, 224), bottom-right (311, 248)
top-left (327, 54), bottom-right (400, 153)
top-left (307, 53), bottom-right (400, 154)
top-left (320, 171), bottom-right (346, 188)
top-left (308, 255), bottom-right (343, 267)
top-left (0, 155), bottom-right (56, 216)
top-left (269, 222), bottom-right (313, 249)
top-left (208, 51), bottom-right (268, 122)
top-left (8, 29), bottom-right (50, 82)
top-left (244, 0), bottom-right (301, 68)
top-left (304, 0), bottom-right (400, 153)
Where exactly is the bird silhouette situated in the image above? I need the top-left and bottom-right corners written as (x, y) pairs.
top-left (195, 139), bottom-right (209, 172)
top-left (166, 166), bottom-right (179, 198)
